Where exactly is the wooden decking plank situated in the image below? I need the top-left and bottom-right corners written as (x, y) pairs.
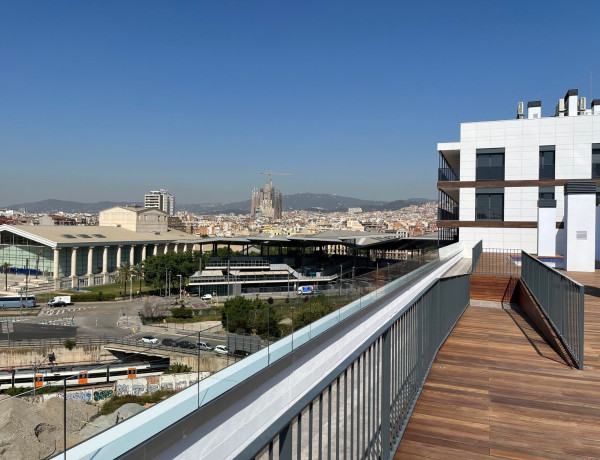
top-left (395, 270), bottom-right (600, 458)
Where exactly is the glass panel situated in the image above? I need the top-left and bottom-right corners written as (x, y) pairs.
top-left (593, 150), bottom-right (600, 178)
top-left (490, 153), bottom-right (503, 167)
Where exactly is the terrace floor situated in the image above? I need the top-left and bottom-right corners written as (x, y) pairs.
top-left (395, 269), bottom-right (600, 459)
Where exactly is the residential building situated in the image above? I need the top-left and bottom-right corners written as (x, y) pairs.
top-left (437, 89), bottom-right (600, 266)
top-left (144, 189), bottom-right (175, 216)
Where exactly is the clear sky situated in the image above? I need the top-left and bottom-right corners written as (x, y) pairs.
top-left (2, 1), bottom-right (600, 205)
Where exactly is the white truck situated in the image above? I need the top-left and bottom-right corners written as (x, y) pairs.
top-left (48, 296), bottom-right (73, 307)
top-left (297, 286), bottom-right (313, 295)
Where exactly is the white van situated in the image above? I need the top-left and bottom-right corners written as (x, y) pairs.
top-left (201, 294), bottom-right (213, 302)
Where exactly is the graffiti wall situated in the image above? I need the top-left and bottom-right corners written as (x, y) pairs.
top-left (115, 372), bottom-right (209, 397)
top-left (25, 372), bottom-right (210, 404)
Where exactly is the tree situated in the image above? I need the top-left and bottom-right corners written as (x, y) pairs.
top-left (1, 262), bottom-right (10, 291)
top-left (253, 304), bottom-right (281, 338)
top-left (115, 261), bottom-right (132, 294)
top-left (132, 262), bottom-right (144, 293)
top-left (294, 295), bottom-right (333, 329)
top-left (143, 251), bottom-right (202, 289)
top-left (222, 296), bottom-right (257, 333)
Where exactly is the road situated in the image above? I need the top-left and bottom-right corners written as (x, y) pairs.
top-left (30, 297), bottom-right (229, 349)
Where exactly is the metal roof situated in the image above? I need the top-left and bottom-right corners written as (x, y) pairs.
top-left (0, 224), bottom-right (200, 248)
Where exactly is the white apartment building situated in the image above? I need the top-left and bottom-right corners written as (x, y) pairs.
top-left (144, 189), bottom-right (175, 216)
top-left (438, 89), bottom-right (600, 269)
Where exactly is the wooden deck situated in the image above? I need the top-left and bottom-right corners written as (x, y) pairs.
top-left (395, 269), bottom-right (600, 459)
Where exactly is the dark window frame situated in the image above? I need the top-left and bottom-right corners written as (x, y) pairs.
top-left (476, 149), bottom-right (505, 181)
top-left (539, 146), bottom-right (555, 180)
top-left (475, 188), bottom-right (504, 221)
top-left (592, 144), bottom-right (600, 179)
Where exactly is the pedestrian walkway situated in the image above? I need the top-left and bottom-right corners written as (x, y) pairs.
top-left (395, 269), bottom-right (600, 458)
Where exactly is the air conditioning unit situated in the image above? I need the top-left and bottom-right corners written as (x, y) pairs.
top-left (517, 101), bottom-right (524, 119)
top-left (579, 97), bottom-right (587, 111)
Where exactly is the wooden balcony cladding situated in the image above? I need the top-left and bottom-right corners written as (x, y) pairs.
top-left (438, 178), bottom-right (600, 189)
top-left (437, 220), bottom-right (565, 229)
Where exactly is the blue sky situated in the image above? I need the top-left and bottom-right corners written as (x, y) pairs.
top-left (2, 1), bottom-right (600, 205)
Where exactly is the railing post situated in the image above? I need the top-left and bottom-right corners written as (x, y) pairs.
top-left (278, 422), bottom-right (292, 460)
top-left (381, 327), bottom-right (391, 460)
top-left (579, 285), bottom-right (585, 370)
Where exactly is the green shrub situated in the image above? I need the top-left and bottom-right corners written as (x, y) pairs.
top-left (64, 338), bottom-right (76, 350)
top-left (170, 306), bottom-right (193, 319)
top-left (3, 387), bottom-right (28, 396)
top-left (99, 390), bottom-right (176, 416)
top-left (164, 363), bottom-right (192, 374)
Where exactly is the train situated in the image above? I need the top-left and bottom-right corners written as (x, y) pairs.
top-left (0, 295), bottom-right (37, 309)
top-left (0, 358), bottom-right (170, 390)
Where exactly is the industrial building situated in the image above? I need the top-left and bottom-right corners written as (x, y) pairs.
top-left (0, 205), bottom-right (198, 290)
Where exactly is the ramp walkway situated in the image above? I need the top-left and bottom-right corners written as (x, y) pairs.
top-left (395, 269), bottom-right (600, 459)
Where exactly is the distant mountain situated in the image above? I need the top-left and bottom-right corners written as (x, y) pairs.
top-left (2, 195), bottom-right (434, 215)
top-left (1, 199), bottom-right (141, 214)
top-left (177, 193), bottom-right (433, 214)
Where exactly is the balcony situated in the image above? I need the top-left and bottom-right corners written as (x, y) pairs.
top-left (539, 163), bottom-right (555, 180)
top-left (438, 167), bottom-right (459, 181)
top-left (475, 165), bottom-right (504, 181)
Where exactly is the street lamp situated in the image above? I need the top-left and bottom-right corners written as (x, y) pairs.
top-left (177, 275), bottom-right (182, 301)
top-left (339, 264), bottom-right (343, 296)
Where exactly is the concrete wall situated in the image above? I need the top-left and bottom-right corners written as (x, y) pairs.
top-left (99, 207), bottom-right (167, 233)
top-left (0, 344), bottom-right (113, 369)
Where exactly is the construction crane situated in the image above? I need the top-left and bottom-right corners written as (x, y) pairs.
top-left (260, 171), bottom-right (292, 185)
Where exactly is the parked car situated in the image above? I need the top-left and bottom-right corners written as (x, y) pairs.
top-left (196, 341), bottom-right (213, 351)
top-left (178, 340), bottom-right (196, 349)
top-left (162, 338), bottom-right (177, 347)
top-left (233, 349), bottom-right (251, 358)
top-left (201, 294), bottom-right (213, 302)
top-left (48, 301), bottom-right (66, 308)
top-left (140, 336), bottom-right (158, 344)
top-left (214, 345), bottom-right (230, 355)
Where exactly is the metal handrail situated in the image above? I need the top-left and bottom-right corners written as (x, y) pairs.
top-left (249, 273), bottom-right (471, 460)
top-left (521, 251), bottom-right (584, 369)
top-left (471, 240), bottom-right (482, 273)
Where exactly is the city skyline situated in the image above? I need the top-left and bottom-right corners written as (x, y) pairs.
top-left (3, 2), bottom-right (600, 205)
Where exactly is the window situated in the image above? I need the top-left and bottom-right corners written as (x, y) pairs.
top-left (593, 144), bottom-right (600, 179)
top-left (476, 149), bottom-right (504, 181)
top-left (539, 146), bottom-right (555, 180)
top-left (476, 189), bottom-right (504, 221)
top-left (539, 186), bottom-right (555, 200)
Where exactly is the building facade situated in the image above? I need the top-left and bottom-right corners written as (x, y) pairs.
top-left (437, 89), bottom-right (600, 254)
top-left (144, 189), bottom-right (175, 216)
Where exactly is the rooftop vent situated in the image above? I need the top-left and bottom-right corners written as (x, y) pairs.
top-left (527, 101), bottom-right (541, 119)
top-left (60, 234), bottom-right (76, 239)
top-left (92, 234), bottom-right (106, 238)
top-left (564, 88), bottom-right (578, 116)
top-left (77, 234), bottom-right (92, 238)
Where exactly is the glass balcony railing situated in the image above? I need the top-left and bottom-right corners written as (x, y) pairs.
top-left (539, 164), bottom-right (555, 180)
top-left (438, 167), bottom-right (459, 181)
top-left (476, 166), bottom-right (504, 181)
